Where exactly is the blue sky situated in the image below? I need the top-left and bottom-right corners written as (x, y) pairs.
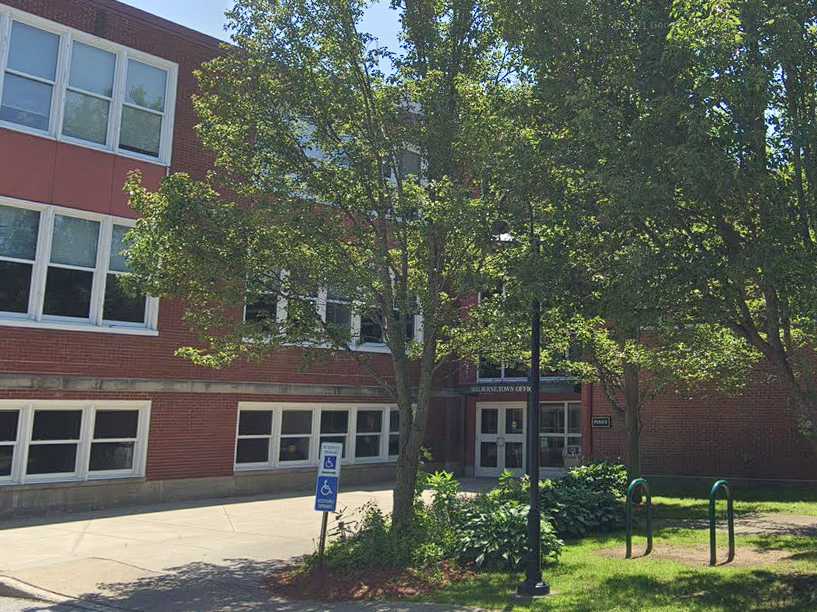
top-left (119, 0), bottom-right (402, 51)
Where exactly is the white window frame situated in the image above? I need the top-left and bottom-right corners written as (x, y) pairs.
top-left (0, 399), bottom-right (150, 485)
top-left (539, 401), bottom-right (583, 466)
top-left (0, 6), bottom-right (178, 166)
top-left (0, 195), bottom-right (160, 335)
top-left (234, 402), bottom-right (398, 472)
top-left (243, 275), bottom-right (422, 354)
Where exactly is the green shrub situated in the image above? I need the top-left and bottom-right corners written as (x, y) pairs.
top-left (566, 461), bottom-right (628, 497)
top-left (455, 495), bottom-right (563, 570)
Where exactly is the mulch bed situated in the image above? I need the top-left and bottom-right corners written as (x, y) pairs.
top-left (266, 560), bottom-right (474, 602)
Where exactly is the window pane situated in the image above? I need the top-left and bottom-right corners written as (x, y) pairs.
top-left (480, 409), bottom-right (498, 434)
top-left (506, 408), bottom-right (524, 435)
top-left (281, 410), bottom-right (312, 435)
top-left (320, 410), bottom-right (348, 434)
top-left (389, 433), bottom-right (399, 456)
top-left (540, 405), bottom-right (564, 434)
top-left (7, 22), bottom-right (59, 80)
top-left (50, 215), bottom-right (99, 268)
top-left (109, 225), bottom-right (132, 273)
top-left (0, 73), bottom-right (53, 130)
top-left (32, 410), bottom-right (82, 440)
top-left (398, 150), bottom-right (421, 176)
top-left (480, 442), bottom-right (497, 468)
top-left (326, 302), bottom-right (351, 331)
top-left (245, 293), bottom-right (278, 323)
top-left (89, 442), bottom-right (134, 471)
top-left (26, 443), bottom-right (77, 474)
top-left (0, 261), bottom-right (33, 313)
top-left (125, 60), bottom-right (167, 111)
top-left (104, 274), bottom-right (146, 323)
top-left (504, 362), bottom-right (528, 378)
top-left (568, 404), bottom-right (582, 434)
top-left (43, 267), bottom-right (93, 318)
top-left (93, 410), bottom-right (139, 439)
top-left (360, 316), bottom-right (382, 343)
top-left (355, 434), bottom-right (380, 458)
top-left (119, 106), bottom-right (162, 157)
top-left (389, 410), bottom-right (399, 433)
top-left (278, 437), bottom-right (309, 462)
top-left (238, 411), bottom-right (272, 436)
top-left (62, 90), bottom-right (109, 144)
top-left (0, 205), bottom-right (39, 259)
top-left (505, 442), bottom-right (523, 469)
top-left (478, 357), bottom-right (502, 379)
top-left (0, 411), bottom-right (19, 442)
top-left (69, 42), bottom-right (115, 96)
top-left (236, 438), bottom-right (269, 464)
top-left (356, 410), bottom-right (382, 434)
top-left (539, 436), bottom-right (565, 468)
top-left (0, 446), bottom-right (12, 477)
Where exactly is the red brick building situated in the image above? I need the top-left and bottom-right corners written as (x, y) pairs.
top-left (0, 0), bottom-right (813, 516)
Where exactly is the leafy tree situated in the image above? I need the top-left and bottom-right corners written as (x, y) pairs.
top-left (465, 0), bottom-right (766, 477)
top-left (124, 0), bottom-right (503, 529)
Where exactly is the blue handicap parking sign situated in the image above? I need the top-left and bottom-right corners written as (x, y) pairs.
top-left (315, 475), bottom-right (338, 512)
top-left (323, 455), bottom-right (336, 471)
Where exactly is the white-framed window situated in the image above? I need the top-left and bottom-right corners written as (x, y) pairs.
top-left (0, 400), bottom-right (150, 485)
top-left (234, 402), bottom-right (398, 471)
top-left (539, 401), bottom-right (582, 468)
top-left (0, 196), bottom-right (159, 335)
top-left (243, 280), bottom-right (420, 354)
top-left (0, 7), bottom-right (177, 165)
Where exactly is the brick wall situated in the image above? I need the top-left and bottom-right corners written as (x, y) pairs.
top-left (587, 365), bottom-right (817, 481)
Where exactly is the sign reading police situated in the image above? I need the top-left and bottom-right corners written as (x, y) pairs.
top-left (315, 442), bottom-right (342, 513)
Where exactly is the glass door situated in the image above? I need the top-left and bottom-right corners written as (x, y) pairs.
top-left (476, 404), bottom-right (526, 477)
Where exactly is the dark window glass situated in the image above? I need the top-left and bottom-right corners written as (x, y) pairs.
top-left (398, 150), bottom-right (421, 177)
top-left (0, 261), bottom-right (33, 313)
top-left (103, 274), bottom-right (146, 323)
top-left (278, 437), bottom-right (309, 462)
top-left (281, 411), bottom-right (311, 435)
top-left (238, 411), bottom-right (272, 436)
top-left (480, 442), bottom-right (497, 468)
top-left (0, 411), bottom-right (19, 442)
top-left (389, 410), bottom-right (399, 432)
top-left (539, 436), bottom-right (565, 468)
top-left (236, 438), bottom-right (269, 464)
top-left (360, 316), bottom-right (383, 343)
top-left (32, 410), bottom-right (82, 440)
top-left (356, 410), bottom-right (382, 434)
top-left (93, 410), bottom-right (138, 439)
top-left (389, 433), bottom-right (399, 456)
top-left (504, 362), bottom-right (528, 379)
top-left (505, 442), bottom-right (523, 468)
top-left (245, 293), bottom-right (278, 323)
top-left (43, 267), bottom-right (93, 318)
top-left (505, 408), bottom-right (524, 435)
top-left (26, 443), bottom-right (78, 474)
top-left (89, 442), bottom-right (134, 471)
top-left (540, 405), bottom-right (564, 434)
top-left (320, 411), bottom-right (348, 434)
top-left (0, 205), bottom-right (40, 259)
top-left (568, 404), bottom-right (582, 434)
top-left (480, 409), bottom-right (498, 434)
top-left (326, 301), bottom-right (351, 331)
top-left (0, 446), bottom-right (12, 476)
top-left (355, 434), bottom-right (380, 458)
top-left (478, 357), bottom-right (502, 379)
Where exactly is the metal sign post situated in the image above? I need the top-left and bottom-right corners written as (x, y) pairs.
top-left (314, 441), bottom-right (342, 566)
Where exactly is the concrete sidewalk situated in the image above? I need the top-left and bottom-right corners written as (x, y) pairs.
top-left (0, 480), bottom-right (490, 611)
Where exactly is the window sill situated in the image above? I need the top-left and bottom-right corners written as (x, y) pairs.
top-left (234, 459), bottom-right (397, 474)
top-left (0, 474), bottom-right (145, 489)
top-left (0, 318), bottom-right (159, 336)
top-left (0, 121), bottom-right (170, 167)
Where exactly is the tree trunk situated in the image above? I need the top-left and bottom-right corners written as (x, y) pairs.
top-left (623, 361), bottom-right (641, 481)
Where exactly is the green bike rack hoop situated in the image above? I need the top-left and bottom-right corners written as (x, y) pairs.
top-left (625, 478), bottom-right (653, 559)
top-left (709, 479), bottom-right (735, 566)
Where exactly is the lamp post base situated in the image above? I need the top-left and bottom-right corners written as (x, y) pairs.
top-left (516, 580), bottom-right (550, 598)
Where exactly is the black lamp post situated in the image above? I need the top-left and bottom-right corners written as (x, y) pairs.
top-left (517, 236), bottom-right (550, 598)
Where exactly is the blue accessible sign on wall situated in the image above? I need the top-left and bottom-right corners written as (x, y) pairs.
top-left (314, 441), bottom-right (342, 513)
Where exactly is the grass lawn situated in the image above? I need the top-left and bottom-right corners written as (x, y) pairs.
top-left (421, 484), bottom-right (817, 611)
